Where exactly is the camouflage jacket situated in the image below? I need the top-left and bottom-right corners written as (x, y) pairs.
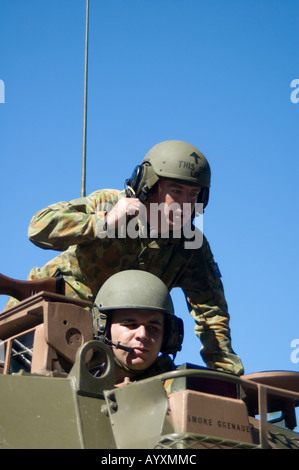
top-left (26, 189), bottom-right (244, 375)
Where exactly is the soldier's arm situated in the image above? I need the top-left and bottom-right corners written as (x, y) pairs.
top-left (186, 294), bottom-right (244, 375)
top-left (28, 190), bottom-right (120, 251)
top-left (182, 238), bottom-right (244, 375)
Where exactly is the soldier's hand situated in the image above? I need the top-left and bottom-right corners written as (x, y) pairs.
top-left (106, 197), bottom-right (144, 230)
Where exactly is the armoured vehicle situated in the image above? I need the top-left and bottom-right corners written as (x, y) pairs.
top-left (0, 273), bottom-right (298, 449)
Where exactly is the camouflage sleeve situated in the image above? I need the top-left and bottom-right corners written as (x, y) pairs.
top-left (182, 236), bottom-right (244, 375)
top-left (28, 189), bottom-right (120, 251)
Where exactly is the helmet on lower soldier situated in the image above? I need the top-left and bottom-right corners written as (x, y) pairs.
top-left (92, 270), bottom-right (183, 357)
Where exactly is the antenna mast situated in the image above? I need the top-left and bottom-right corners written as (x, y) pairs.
top-left (81, 0), bottom-right (89, 197)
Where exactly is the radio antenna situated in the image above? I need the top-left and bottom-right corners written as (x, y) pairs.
top-left (81, 0), bottom-right (89, 197)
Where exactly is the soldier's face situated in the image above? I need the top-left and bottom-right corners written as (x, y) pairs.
top-left (145, 179), bottom-right (201, 233)
top-left (110, 309), bottom-right (164, 371)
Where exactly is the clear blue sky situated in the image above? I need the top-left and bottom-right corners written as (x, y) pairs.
top-left (0, 0), bottom-right (298, 384)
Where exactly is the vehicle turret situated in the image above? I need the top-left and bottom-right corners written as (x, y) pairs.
top-left (0, 274), bottom-right (298, 449)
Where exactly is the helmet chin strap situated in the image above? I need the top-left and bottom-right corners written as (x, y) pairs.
top-left (106, 338), bottom-right (146, 376)
top-left (113, 357), bottom-right (145, 376)
top-left (114, 351), bottom-right (176, 378)
top-left (95, 335), bottom-right (142, 375)
top-left (97, 335), bottom-right (171, 377)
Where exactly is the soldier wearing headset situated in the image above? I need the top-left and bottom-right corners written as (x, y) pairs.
top-left (6, 140), bottom-right (244, 376)
top-left (92, 269), bottom-right (183, 386)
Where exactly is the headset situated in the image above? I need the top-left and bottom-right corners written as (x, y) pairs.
top-left (93, 305), bottom-right (184, 358)
top-left (124, 163), bottom-right (159, 202)
top-left (162, 313), bottom-right (184, 356)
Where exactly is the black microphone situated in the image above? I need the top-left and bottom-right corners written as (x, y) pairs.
top-left (96, 336), bottom-right (134, 353)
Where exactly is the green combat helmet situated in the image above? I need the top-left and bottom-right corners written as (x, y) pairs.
top-left (125, 140), bottom-right (211, 207)
top-left (92, 270), bottom-right (184, 357)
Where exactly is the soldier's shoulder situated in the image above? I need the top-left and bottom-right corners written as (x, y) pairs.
top-left (88, 188), bottom-right (124, 204)
top-left (89, 188), bottom-right (122, 198)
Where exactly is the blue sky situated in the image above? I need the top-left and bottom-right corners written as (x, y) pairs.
top-left (0, 0), bottom-right (298, 388)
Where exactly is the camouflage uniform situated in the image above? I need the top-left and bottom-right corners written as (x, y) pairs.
top-left (8, 188), bottom-right (244, 375)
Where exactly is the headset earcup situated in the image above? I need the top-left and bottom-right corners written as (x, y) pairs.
top-left (162, 315), bottom-right (184, 355)
top-left (198, 187), bottom-right (209, 209)
top-left (125, 165), bottom-right (144, 198)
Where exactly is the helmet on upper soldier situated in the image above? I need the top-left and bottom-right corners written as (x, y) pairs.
top-left (125, 140), bottom-right (210, 208)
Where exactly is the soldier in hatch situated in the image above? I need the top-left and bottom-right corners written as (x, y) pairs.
top-left (92, 270), bottom-right (183, 386)
top-left (5, 140), bottom-right (244, 376)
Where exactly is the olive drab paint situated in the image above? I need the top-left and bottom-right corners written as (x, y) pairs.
top-left (0, 282), bottom-right (298, 449)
